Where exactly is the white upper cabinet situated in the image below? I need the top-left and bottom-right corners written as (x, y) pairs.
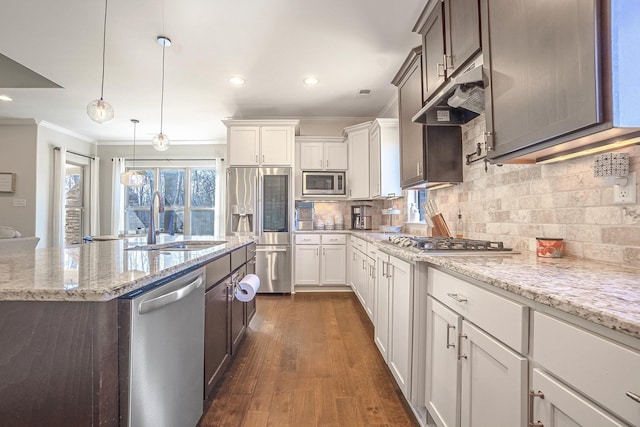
top-left (298, 136), bottom-right (348, 171)
top-left (344, 122), bottom-right (371, 200)
top-left (369, 118), bottom-right (401, 199)
top-left (224, 120), bottom-right (299, 167)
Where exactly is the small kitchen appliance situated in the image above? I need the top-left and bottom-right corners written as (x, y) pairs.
top-left (351, 204), bottom-right (372, 230)
top-left (302, 171), bottom-right (346, 196)
top-left (296, 201), bottom-right (314, 231)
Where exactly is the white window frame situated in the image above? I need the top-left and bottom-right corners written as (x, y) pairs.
top-left (123, 160), bottom-right (220, 236)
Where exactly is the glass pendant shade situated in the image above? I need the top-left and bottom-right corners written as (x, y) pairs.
top-left (152, 133), bottom-right (170, 151)
top-left (87, 0), bottom-right (114, 124)
top-left (120, 170), bottom-right (146, 186)
top-left (87, 98), bottom-right (114, 123)
top-left (120, 118), bottom-right (145, 187)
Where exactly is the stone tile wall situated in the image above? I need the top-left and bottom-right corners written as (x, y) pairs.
top-left (431, 115), bottom-right (640, 268)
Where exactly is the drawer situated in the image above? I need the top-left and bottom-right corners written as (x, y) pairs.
top-left (205, 254), bottom-right (230, 289)
top-left (533, 312), bottom-right (640, 425)
top-left (321, 234), bottom-right (346, 245)
top-left (428, 267), bottom-right (528, 354)
top-left (246, 242), bottom-right (256, 259)
top-left (366, 243), bottom-right (379, 259)
top-left (231, 246), bottom-right (246, 271)
top-left (353, 237), bottom-right (366, 251)
top-left (295, 234), bottom-right (320, 245)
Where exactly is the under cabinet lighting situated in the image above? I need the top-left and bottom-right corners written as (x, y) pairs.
top-left (0, 95), bottom-right (13, 102)
top-left (303, 77), bottom-right (319, 85)
top-left (229, 77), bottom-right (245, 85)
top-left (537, 136), bottom-right (640, 164)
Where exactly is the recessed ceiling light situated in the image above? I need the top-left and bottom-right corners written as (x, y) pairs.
top-left (229, 77), bottom-right (245, 85)
top-left (0, 95), bottom-right (13, 102)
top-left (304, 77), bottom-right (319, 85)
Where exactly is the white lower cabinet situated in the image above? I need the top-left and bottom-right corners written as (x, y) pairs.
top-left (294, 234), bottom-right (346, 287)
top-left (460, 320), bottom-right (527, 427)
top-left (426, 297), bottom-right (461, 427)
top-left (294, 244), bottom-right (320, 285)
top-left (321, 244), bottom-right (346, 285)
top-left (374, 251), bottom-right (391, 361)
top-left (531, 369), bottom-right (628, 427)
top-left (426, 267), bottom-right (528, 427)
top-left (387, 255), bottom-right (414, 400)
top-left (532, 312), bottom-right (639, 426)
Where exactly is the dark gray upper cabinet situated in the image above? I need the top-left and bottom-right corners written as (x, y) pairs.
top-left (445, 0), bottom-right (481, 75)
top-left (482, 0), bottom-right (640, 163)
top-left (482, 0), bottom-right (600, 162)
top-left (415, 0), bottom-right (481, 103)
top-left (392, 47), bottom-right (463, 189)
top-left (393, 48), bottom-right (426, 188)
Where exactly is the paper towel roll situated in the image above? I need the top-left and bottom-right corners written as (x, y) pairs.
top-left (235, 273), bottom-right (260, 302)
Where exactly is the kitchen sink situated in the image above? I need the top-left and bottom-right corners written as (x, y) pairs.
top-left (125, 240), bottom-right (228, 252)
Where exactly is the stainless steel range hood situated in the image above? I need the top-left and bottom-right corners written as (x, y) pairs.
top-left (412, 55), bottom-right (484, 126)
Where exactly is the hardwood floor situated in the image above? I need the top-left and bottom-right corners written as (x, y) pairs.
top-left (199, 292), bottom-right (419, 427)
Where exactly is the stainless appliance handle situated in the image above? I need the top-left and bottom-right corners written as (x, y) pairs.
top-left (257, 173), bottom-right (263, 236)
top-left (626, 391), bottom-right (640, 403)
top-left (255, 247), bottom-right (288, 252)
top-left (138, 276), bottom-right (203, 315)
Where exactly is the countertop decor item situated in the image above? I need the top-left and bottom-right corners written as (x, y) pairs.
top-left (86, 0), bottom-right (114, 124)
top-left (152, 36), bottom-right (172, 151)
top-left (536, 237), bottom-right (564, 258)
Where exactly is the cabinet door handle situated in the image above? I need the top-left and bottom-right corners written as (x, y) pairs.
top-left (255, 154), bottom-right (258, 163)
top-left (437, 61), bottom-right (445, 77)
top-left (315, 248), bottom-right (319, 256)
top-left (323, 247), bottom-right (326, 255)
top-left (447, 293), bottom-right (468, 303)
top-left (457, 333), bottom-right (468, 360)
top-left (262, 154), bottom-right (265, 163)
top-left (528, 391), bottom-right (545, 427)
top-left (416, 162), bottom-right (420, 176)
top-left (484, 131), bottom-right (494, 151)
top-left (445, 54), bottom-right (454, 70)
top-left (446, 324), bottom-right (456, 348)
top-left (386, 262), bottom-right (392, 278)
top-left (627, 391), bottom-right (640, 403)
top-left (326, 159), bottom-right (329, 168)
top-left (381, 261), bottom-right (387, 277)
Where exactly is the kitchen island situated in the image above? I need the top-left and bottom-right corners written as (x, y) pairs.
top-left (0, 235), bottom-right (255, 427)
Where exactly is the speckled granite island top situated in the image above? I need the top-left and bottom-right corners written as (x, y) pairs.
top-left (0, 235), bottom-right (254, 302)
top-left (354, 232), bottom-right (640, 340)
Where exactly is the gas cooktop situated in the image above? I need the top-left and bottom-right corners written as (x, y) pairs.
top-left (386, 236), bottom-right (514, 254)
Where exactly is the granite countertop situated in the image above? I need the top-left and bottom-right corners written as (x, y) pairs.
top-left (0, 235), bottom-right (254, 302)
top-left (354, 232), bottom-right (640, 340)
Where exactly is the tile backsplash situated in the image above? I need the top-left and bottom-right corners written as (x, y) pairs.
top-left (431, 115), bottom-right (640, 268)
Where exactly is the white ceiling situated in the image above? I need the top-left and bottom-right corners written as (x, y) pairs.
top-left (0, 0), bottom-right (425, 145)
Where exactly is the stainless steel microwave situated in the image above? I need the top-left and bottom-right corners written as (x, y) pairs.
top-left (302, 171), bottom-right (346, 196)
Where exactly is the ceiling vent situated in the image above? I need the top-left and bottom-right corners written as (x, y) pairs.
top-left (357, 89), bottom-right (372, 98)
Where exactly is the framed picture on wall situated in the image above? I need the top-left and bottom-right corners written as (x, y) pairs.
top-left (0, 173), bottom-right (16, 193)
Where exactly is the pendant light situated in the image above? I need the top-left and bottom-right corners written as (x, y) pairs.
top-left (152, 36), bottom-right (171, 151)
top-left (87, 0), bottom-right (114, 124)
top-left (120, 119), bottom-right (146, 187)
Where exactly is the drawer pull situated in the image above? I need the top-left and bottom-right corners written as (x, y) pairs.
top-left (626, 391), bottom-right (640, 403)
top-left (446, 324), bottom-right (456, 349)
top-left (457, 334), bottom-right (467, 360)
top-left (528, 391), bottom-right (545, 427)
top-left (447, 293), bottom-right (468, 303)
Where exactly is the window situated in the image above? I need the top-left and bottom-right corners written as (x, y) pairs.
top-left (407, 189), bottom-right (428, 222)
top-left (123, 162), bottom-right (218, 236)
top-left (64, 163), bottom-right (85, 245)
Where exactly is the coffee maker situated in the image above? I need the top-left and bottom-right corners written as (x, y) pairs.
top-left (351, 205), bottom-right (372, 230)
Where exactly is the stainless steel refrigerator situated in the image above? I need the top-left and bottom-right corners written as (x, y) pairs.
top-left (226, 167), bottom-right (291, 293)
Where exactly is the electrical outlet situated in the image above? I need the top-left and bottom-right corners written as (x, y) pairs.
top-left (613, 172), bottom-right (637, 204)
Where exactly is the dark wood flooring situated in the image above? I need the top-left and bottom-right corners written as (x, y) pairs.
top-left (199, 292), bottom-right (419, 427)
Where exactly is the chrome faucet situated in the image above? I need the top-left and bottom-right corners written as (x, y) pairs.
top-left (147, 191), bottom-right (165, 245)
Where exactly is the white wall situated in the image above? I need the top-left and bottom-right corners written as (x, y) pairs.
top-left (0, 120), bottom-right (38, 237)
top-left (97, 143), bottom-right (227, 235)
top-left (298, 118), bottom-right (374, 136)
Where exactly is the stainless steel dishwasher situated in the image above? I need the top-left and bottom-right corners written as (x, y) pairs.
top-left (119, 267), bottom-right (205, 427)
